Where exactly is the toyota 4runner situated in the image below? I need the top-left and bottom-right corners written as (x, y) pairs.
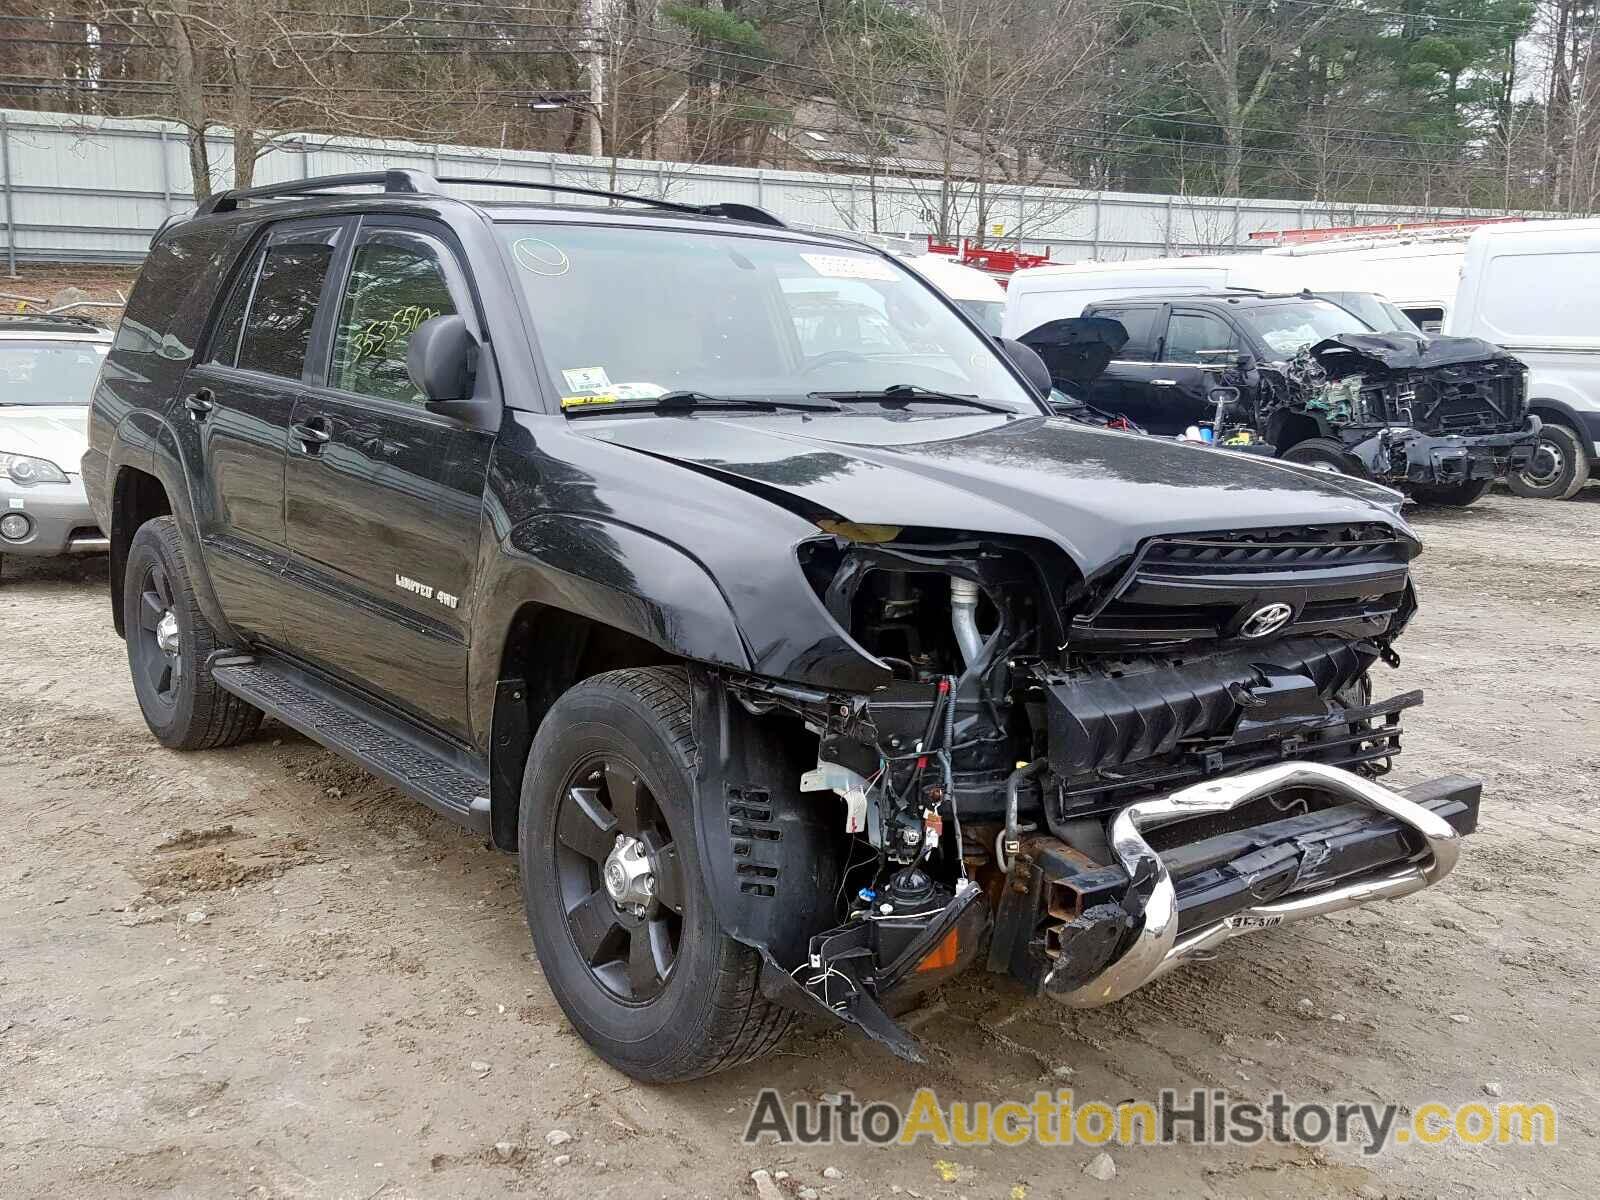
top-left (85, 171), bottom-right (1477, 1081)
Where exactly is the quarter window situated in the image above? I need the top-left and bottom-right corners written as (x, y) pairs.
top-left (237, 238), bottom-right (338, 379)
top-left (329, 232), bottom-right (460, 405)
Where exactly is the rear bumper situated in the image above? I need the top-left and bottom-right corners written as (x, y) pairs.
top-left (1351, 417), bottom-right (1541, 485)
top-left (988, 762), bottom-right (1474, 1006)
top-left (0, 476), bottom-right (106, 557)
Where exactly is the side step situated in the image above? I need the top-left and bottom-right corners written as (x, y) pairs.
top-left (210, 653), bottom-right (492, 837)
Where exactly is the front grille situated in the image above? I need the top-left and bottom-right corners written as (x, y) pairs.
top-left (1140, 523), bottom-right (1406, 573)
top-left (1070, 524), bottom-right (1414, 650)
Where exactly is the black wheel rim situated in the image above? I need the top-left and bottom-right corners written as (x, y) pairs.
top-left (134, 562), bottom-right (182, 708)
top-left (554, 755), bottom-right (686, 1004)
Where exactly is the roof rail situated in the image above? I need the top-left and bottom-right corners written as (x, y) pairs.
top-left (433, 177), bottom-right (784, 227)
top-left (196, 168), bottom-right (435, 216)
top-left (192, 166), bottom-right (786, 227)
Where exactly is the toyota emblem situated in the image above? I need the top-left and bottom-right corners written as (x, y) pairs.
top-left (1239, 602), bottom-right (1293, 639)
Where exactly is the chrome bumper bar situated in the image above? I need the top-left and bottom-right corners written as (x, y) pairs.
top-left (1050, 761), bottom-right (1462, 1008)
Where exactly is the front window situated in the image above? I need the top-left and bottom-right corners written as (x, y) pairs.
top-left (0, 339), bottom-right (109, 405)
top-left (329, 231), bottom-right (460, 405)
top-left (495, 223), bottom-right (1038, 412)
top-left (1236, 299), bottom-right (1373, 357)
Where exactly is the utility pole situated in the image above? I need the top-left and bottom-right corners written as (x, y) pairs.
top-left (582, 0), bottom-right (605, 158)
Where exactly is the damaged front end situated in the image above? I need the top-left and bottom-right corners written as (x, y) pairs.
top-left (697, 519), bottom-right (1476, 1060)
top-left (1271, 332), bottom-right (1540, 486)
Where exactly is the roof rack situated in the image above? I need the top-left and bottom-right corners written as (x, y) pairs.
top-left (194, 168), bottom-right (785, 227)
top-left (195, 169), bottom-right (434, 215)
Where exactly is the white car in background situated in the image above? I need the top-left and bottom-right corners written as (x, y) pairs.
top-left (0, 314), bottom-right (113, 578)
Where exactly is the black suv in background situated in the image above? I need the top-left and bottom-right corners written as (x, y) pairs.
top-left (1022, 292), bottom-right (1539, 506)
top-left (85, 172), bottom-right (1474, 1081)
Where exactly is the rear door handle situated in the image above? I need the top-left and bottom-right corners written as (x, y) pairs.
top-left (184, 388), bottom-right (214, 418)
top-left (291, 417), bottom-right (331, 452)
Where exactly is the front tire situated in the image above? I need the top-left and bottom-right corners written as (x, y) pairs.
top-left (1280, 436), bottom-right (1367, 476)
top-left (1408, 478), bottom-right (1491, 507)
top-left (1508, 422), bottom-right (1589, 500)
top-left (518, 667), bottom-right (792, 1082)
top-left (123, 517), bottom-right (262, 750)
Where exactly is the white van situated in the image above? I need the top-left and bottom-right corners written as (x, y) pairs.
top-left (901, 253), bottom-right (1007, 335)
top-left (1002, 255), bottom-right (1313, 336)
top-left (1448, 219), bottom-right (1600, 498)
top-left (1266, 238), bottom-right (1465, 333)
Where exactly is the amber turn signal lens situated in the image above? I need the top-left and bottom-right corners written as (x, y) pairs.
top-left (916, 928), bottom-right (960, 973)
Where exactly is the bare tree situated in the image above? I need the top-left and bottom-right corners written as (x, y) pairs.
top-left (1142, 0), bottom-right (1342, 196)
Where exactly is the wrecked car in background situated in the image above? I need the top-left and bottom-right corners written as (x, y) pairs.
top-left (87, 171), bottom-right (1475, 1081)
top-left (1023, 292), bottom-right (1540, 506)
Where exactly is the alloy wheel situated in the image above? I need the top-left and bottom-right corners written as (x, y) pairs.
top-left (553, 756), bottom-right (686, 1003)
top-left (135, 562), bottom-right (182, 707)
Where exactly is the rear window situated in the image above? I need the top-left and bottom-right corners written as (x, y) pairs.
top-left (0, 340), bottom-right (109, 405)
top-left (237, 240), bottom-right (336, 380)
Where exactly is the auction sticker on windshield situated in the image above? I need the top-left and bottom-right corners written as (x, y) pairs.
top-left (801, 253), bottom-right (900, 281)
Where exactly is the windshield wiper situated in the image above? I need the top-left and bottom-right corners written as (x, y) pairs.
top-left (808, 383), bottom-right (1016, 414)
top-left (563, 389), bottom-right (840, 417)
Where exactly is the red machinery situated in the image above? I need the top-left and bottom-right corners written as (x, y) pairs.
top-left (926, 235), bottom-right (1052, 283)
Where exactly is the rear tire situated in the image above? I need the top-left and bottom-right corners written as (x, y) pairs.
top-left (123, 517), bottom-right (262, 750)
top-left (518, 666), bottom-right (792, 1082)
top-left (1407, 479), bottom-right (1491, 507)
top-left (1508, 422), bottom-right (1589, 500)
top-left (1280, 436), bottom-right (1366, 477)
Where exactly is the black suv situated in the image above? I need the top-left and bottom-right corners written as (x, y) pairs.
top-left (1022, 292), bottom-right (1539, 506)
top-left (85, 172), bottom-right (1476, 1081)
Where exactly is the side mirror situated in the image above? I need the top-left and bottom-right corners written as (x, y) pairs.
top-left (1235, 353), bottom-right (1255, 372)
top-left (407, 313), bottom-right (476, 402)
top-left (407, 314), bottom-right (501, 431)
top-left (996, 336), bottom-right (1052, 398)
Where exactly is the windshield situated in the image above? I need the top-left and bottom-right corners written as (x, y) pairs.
top-left (495, 223), bottom-right (1038, 413)
top-left (1318, 291), bottom-right (1414, 334)
top-left (1235, 299), bottom-right (1372, 357)
top-left (0, 339), bottom-right (109, 405)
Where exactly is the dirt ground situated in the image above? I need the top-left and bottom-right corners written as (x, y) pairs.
top-left (1, 489), bottom-right (1595, 1200)
top-left (1, 263), bottom-right (139, 314)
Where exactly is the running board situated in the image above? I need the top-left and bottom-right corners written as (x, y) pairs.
top-left (209, 653), bottom-right (492, 837)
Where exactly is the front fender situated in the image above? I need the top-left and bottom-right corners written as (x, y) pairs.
top-left (467, 514), bottom-right (753, 743)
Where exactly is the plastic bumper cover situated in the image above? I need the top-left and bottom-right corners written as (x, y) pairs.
top-left (0, 475), bottom-right (106, 556)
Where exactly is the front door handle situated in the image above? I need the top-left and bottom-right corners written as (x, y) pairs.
top-left (184, 388), bottom-right (215, 418)
top-left (291, 417), bottom-right (331, 452)
top-left (1152, 379), bottom-right (1178, 387)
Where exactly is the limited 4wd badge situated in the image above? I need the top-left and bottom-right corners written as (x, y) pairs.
top-left (1224, 914), bottom-right (1285, 930)
top-left (395, 573), bottom-right (460, 610)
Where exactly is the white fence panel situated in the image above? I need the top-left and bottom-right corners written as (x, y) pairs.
top-left (1, 107), bottom-right (1512, 271)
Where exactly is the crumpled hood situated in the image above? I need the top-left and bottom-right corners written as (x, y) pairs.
top-left (583, 411), bottom-right (1411, 575)
top-left (0, 405), bottom-right (89, 473)
top-left (1309, 332), bottom-right (1520, 376)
